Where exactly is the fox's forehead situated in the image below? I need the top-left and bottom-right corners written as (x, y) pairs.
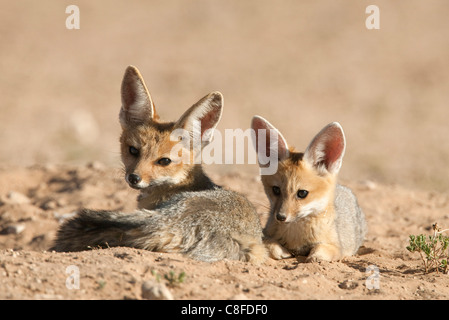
top-left (277, 159), bottom-right (309, 190)
top-left (273, 156), bottom-right (332, 193)
top-left (121, 122), bottom-right (178, 155)
top-left (122, 122), bottom-right (174, 143)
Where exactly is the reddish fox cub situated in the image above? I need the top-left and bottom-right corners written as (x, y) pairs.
top-left (52, 66), bottom-right (266, 263)
top-left (251, 116), bottom-right (366, 262)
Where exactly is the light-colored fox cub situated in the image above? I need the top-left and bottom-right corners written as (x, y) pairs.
top-left (52, 66), bottom-right (266, 263)
top-left (251, 116), bottom-right (366, 262)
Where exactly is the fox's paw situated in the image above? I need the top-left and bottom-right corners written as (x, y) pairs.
top-left (267, 242), bottom-right (293, 260)
top-left (305, 254), bottom-right (324, 263)
top-left (306, 244), bottom-right (340, 263)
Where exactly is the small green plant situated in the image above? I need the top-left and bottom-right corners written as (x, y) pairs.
top-left (151, 269), bottom-right (161, 282)
top-left (151, 269), bottom-right (186, 287)
top-left (96, 279), bottom-right (107, 290)
top-left (164, 270), bottom-right (186, 287)
top-left (407, 223), bottom-right (449, 274)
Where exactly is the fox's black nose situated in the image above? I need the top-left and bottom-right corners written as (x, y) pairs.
top-left (128, 173), bottom-right (141, 185)
top-left (276, 213), bottom-right (287, 222)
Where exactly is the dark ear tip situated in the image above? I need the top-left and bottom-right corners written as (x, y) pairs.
top-left (124, 65), bottom-right (139, 75)
top-left (328, 122), bottom-right (344, 133)
top-left (122, 66), bottom-right (144, 87)
top-left (251, 115), bottom-right (264, 127)
top-left (205, 92), bottom-right (223, 120)
top-left (121, 66), bottom-right (140, 90)
top-left (209, 91), bottom-right (223, 97)
top-left (208, 91), bottom-right (223, 107)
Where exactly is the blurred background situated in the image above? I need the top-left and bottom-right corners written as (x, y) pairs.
top-left (1, 0), bottom-right (448, 191)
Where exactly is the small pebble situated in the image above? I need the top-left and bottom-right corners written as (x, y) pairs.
top-left (229, 293), bottom-right (249, 300)
top-left (4, 224), bottom-right (26, 235)
top-left (338, 280), bottom-right (358, 290)
top-left (2, 191), bottom-right (31, 205)
top-left (141, 280), bottom-right (173, 300)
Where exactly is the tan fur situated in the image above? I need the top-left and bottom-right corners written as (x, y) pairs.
top-left (119, 122), bottom-right (212, 209)
top-left (52, 66), bottom-right (266, 264)
top-left (261, 152), bottom-right (341, 261)
top-left (252, 116), bottom-right (366, 262)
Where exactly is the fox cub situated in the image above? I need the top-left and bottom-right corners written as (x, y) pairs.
top-left (52, 66), bottom-right (266, 263)
top-left (251, 116), bottom-right (366, 262)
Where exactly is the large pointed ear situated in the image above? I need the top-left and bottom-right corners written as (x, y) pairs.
top-left (303, 122), bottom-right (346, 175)
top-left (251, 115), bottom-right (289, 167)
top-left (174, 91), bottom-right (223, 144)
top-left (119, 65), bottom-right (156, 128)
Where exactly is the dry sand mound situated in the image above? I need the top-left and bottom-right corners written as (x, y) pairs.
top-left (1, 164), bottom-right (448, 300)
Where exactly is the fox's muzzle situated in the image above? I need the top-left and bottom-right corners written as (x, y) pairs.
top-left (275, 213), bottom-right (287, 222)
top-left (126, 173), bottom-right (148, 189)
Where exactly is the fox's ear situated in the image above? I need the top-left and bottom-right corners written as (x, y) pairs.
top-left (303, 122), bottom-right (346, 175)
top-left (251, 115), bottom-right (289, 167)
top-left (175, 91), bottom-right (223, 144)
top-left (119, 65), bottom-right (156, 127)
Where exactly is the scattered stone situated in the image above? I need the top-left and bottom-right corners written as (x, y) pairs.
top-left (86, 161), bottom-right (105, 170)
top-left (1, 191), bottom-right (31, 205)
top-left (3, 224), bottom-right (26, 235)
top-left (229, 293), bottom-right (249, 300)
top-left (41, 199), bottom-right (58, 210)
top-left (34, 294), bottom-right (64, 300)
top-left (141, 280), bottom-right (173, 300)
top-left (53, 212), bottom-right (77, 224)
top-left (338, 280), bottom-right (358, 290)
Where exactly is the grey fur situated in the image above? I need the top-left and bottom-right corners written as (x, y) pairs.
top-left (52, 187), bottom-right (266, 263)
top-left (334, 184), bottom-right (367, 256)
top-left (53, 66), bottom-right (266, 263)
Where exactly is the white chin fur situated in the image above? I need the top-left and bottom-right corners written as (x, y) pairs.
top-left (127, 174), bottom-right (187, 189)
top-left (295, 197), bottom-right (328, 220)
top-left (148, 175), bottom-right (186, 187)
top-left (126, 178), bottom-right (149, 189)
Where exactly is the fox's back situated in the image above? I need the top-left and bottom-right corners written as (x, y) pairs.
top-left (159, 188), bottom-right (263, 238)
top-left (334, 184), bottom-right (367, 256)
top-left (134, 187), bottom-right (265, 262)
top-left (53, 66), bottom-right (267, 263)
top-left (53, 187), bottom-right (266, 262)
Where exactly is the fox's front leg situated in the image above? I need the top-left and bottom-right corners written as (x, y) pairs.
top-left (263, 237), bottom-right (293, 260)
top-left (306, 243), bottom-right (341, 262)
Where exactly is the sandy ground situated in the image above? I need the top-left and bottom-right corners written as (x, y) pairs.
top-left (0, 164), bottom-right (449, 300)
top-left (1, 1), bottom-right (449, 300)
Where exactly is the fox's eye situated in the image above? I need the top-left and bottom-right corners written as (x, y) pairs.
top-left (157, 158), bottom-right (172, 166)
top-left (297, 189), bottom-right (309, 199)
top-left (129, 146), bottom-right (139, 157)
top-left (272, 186), bottom-right (281, 196)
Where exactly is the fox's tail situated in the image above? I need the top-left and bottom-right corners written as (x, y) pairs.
top-left (51, 209), bottom-right (164, 252)
top-left (52, 208), bottom-right (267, 263)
